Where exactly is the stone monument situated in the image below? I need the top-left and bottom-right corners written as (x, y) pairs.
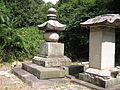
top-left (79, 14), bottom-right (120, 88)
top-left (20, 8), bottom-right (71, 79)
top-left (34, 8), bottom-right (71, 67)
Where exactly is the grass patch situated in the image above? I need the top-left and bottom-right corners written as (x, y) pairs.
top-left (0, 62), bottom-right (11, 68)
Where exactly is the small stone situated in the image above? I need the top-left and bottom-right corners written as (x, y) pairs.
top-left (11, 61), bottom-right (22, 68)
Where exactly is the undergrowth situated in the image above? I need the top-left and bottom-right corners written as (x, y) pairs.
top-left (0, 26), bottom-right (44, 63)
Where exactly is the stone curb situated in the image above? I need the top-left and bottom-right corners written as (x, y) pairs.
top-left (68, 74), bottom-right (120, 90)
top-left (71, 79), bottom-right (104, 90)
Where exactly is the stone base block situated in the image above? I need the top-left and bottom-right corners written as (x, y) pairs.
top-left (40, 42), bottom-right (64, 57)
top-left (22, 63), bottom-right (68, 79)
top-left (79, 67), bottom-right (120, 88)
top-left (65, 65), bottom-right (84, 75)
top-left (32, 56), bottom-right (71, 67)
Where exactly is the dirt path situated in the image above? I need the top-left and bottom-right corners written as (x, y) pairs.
top-left (0, 70), bottom-right (30, 90)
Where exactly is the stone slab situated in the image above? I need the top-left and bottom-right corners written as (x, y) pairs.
top-left (22, 63), bottom-right (67, 79)
top-left (67, 75), bottom-right (120, 90)
top-left (85, 68), bottom-right (119, 78)
top-left (85, 68), bottom-right (111, 77)
top-left (12, 68), bottom-right (52, 89)
top-left (79, 72), bottom-right (120, 88)
top-left (40, 42), bottom-right (64, 57)
top-left (32, 56), bottom-right (71, 67)
top-left (104, 84), bottom-right (120, 90)
top-left (13, 68), bottom-right (70, 89)
top-left (71, 78), bottom-right (104, 90)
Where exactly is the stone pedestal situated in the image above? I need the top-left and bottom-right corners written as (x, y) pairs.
top-left (79, 67), bottom-right (120, 88)
top-left (30, 41), bottom-right (71, 78)
top-left (32, 56), bottom-right (71, 67)
top-left (40, 42), bottom-right (64, 57)
top-left (33, 42), bottom-right (71, 67)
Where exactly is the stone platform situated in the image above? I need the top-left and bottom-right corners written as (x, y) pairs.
top-left (13, 68), bottom-right (70, 89)
top-left (13, 60), bottom-right (84, 79)
top-left (79, 67), bottom-right (120, 88)
top-left (22, 63), bottom-right (68, 79)
top-left (12, 63), bottom-right (85, 89)
top-left (13, 68), bottom-right (120, 90)
top-left (32, 56), bottom-right (71, 67)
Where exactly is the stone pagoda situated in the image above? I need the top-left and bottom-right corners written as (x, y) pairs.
top-left (79, 14), bottom-right (120, 88)
top-left (13, 8), bottom-right (71, 80)
top-left (35, 7), bottom-right (71, 68)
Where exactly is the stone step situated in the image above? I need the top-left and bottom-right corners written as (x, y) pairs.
top-left (22, 63), bottom-right (67, 79)
top-left (12, 68), bottom-right (52, 89)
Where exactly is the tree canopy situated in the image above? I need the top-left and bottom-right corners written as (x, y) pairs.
top-left (0, 0), bottom-right (52, 62)
top-left (55, 0), bottom-right (120, 61)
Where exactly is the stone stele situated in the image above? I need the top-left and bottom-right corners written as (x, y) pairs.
top-left (79, 14), bottom-right (120, 88)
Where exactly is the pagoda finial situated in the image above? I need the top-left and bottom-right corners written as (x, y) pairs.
top-left (47, 8), bottom-right (57, 20)
top-left (48, 8), bottom-right (57, 14)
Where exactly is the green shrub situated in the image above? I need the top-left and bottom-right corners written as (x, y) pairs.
top-left (0, 26), bottom-right (44, 62)
top-left (16, 27), bottom-right (44, 58)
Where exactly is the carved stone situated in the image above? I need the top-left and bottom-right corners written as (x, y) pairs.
top-left (44, 31), bottom-right (59, 42)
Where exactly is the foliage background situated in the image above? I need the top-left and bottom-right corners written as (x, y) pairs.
top-left (0, 0), bottom-right (52, 62)
top-left (55, 0), bottom-right (120, 64)
top-left (0, 0), bottom-right (120, 64)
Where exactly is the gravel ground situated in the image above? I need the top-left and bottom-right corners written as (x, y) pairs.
top-left (45, 84), bottom-right (94, 90)
top-left (0, 69), bottom-right (30, 90)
